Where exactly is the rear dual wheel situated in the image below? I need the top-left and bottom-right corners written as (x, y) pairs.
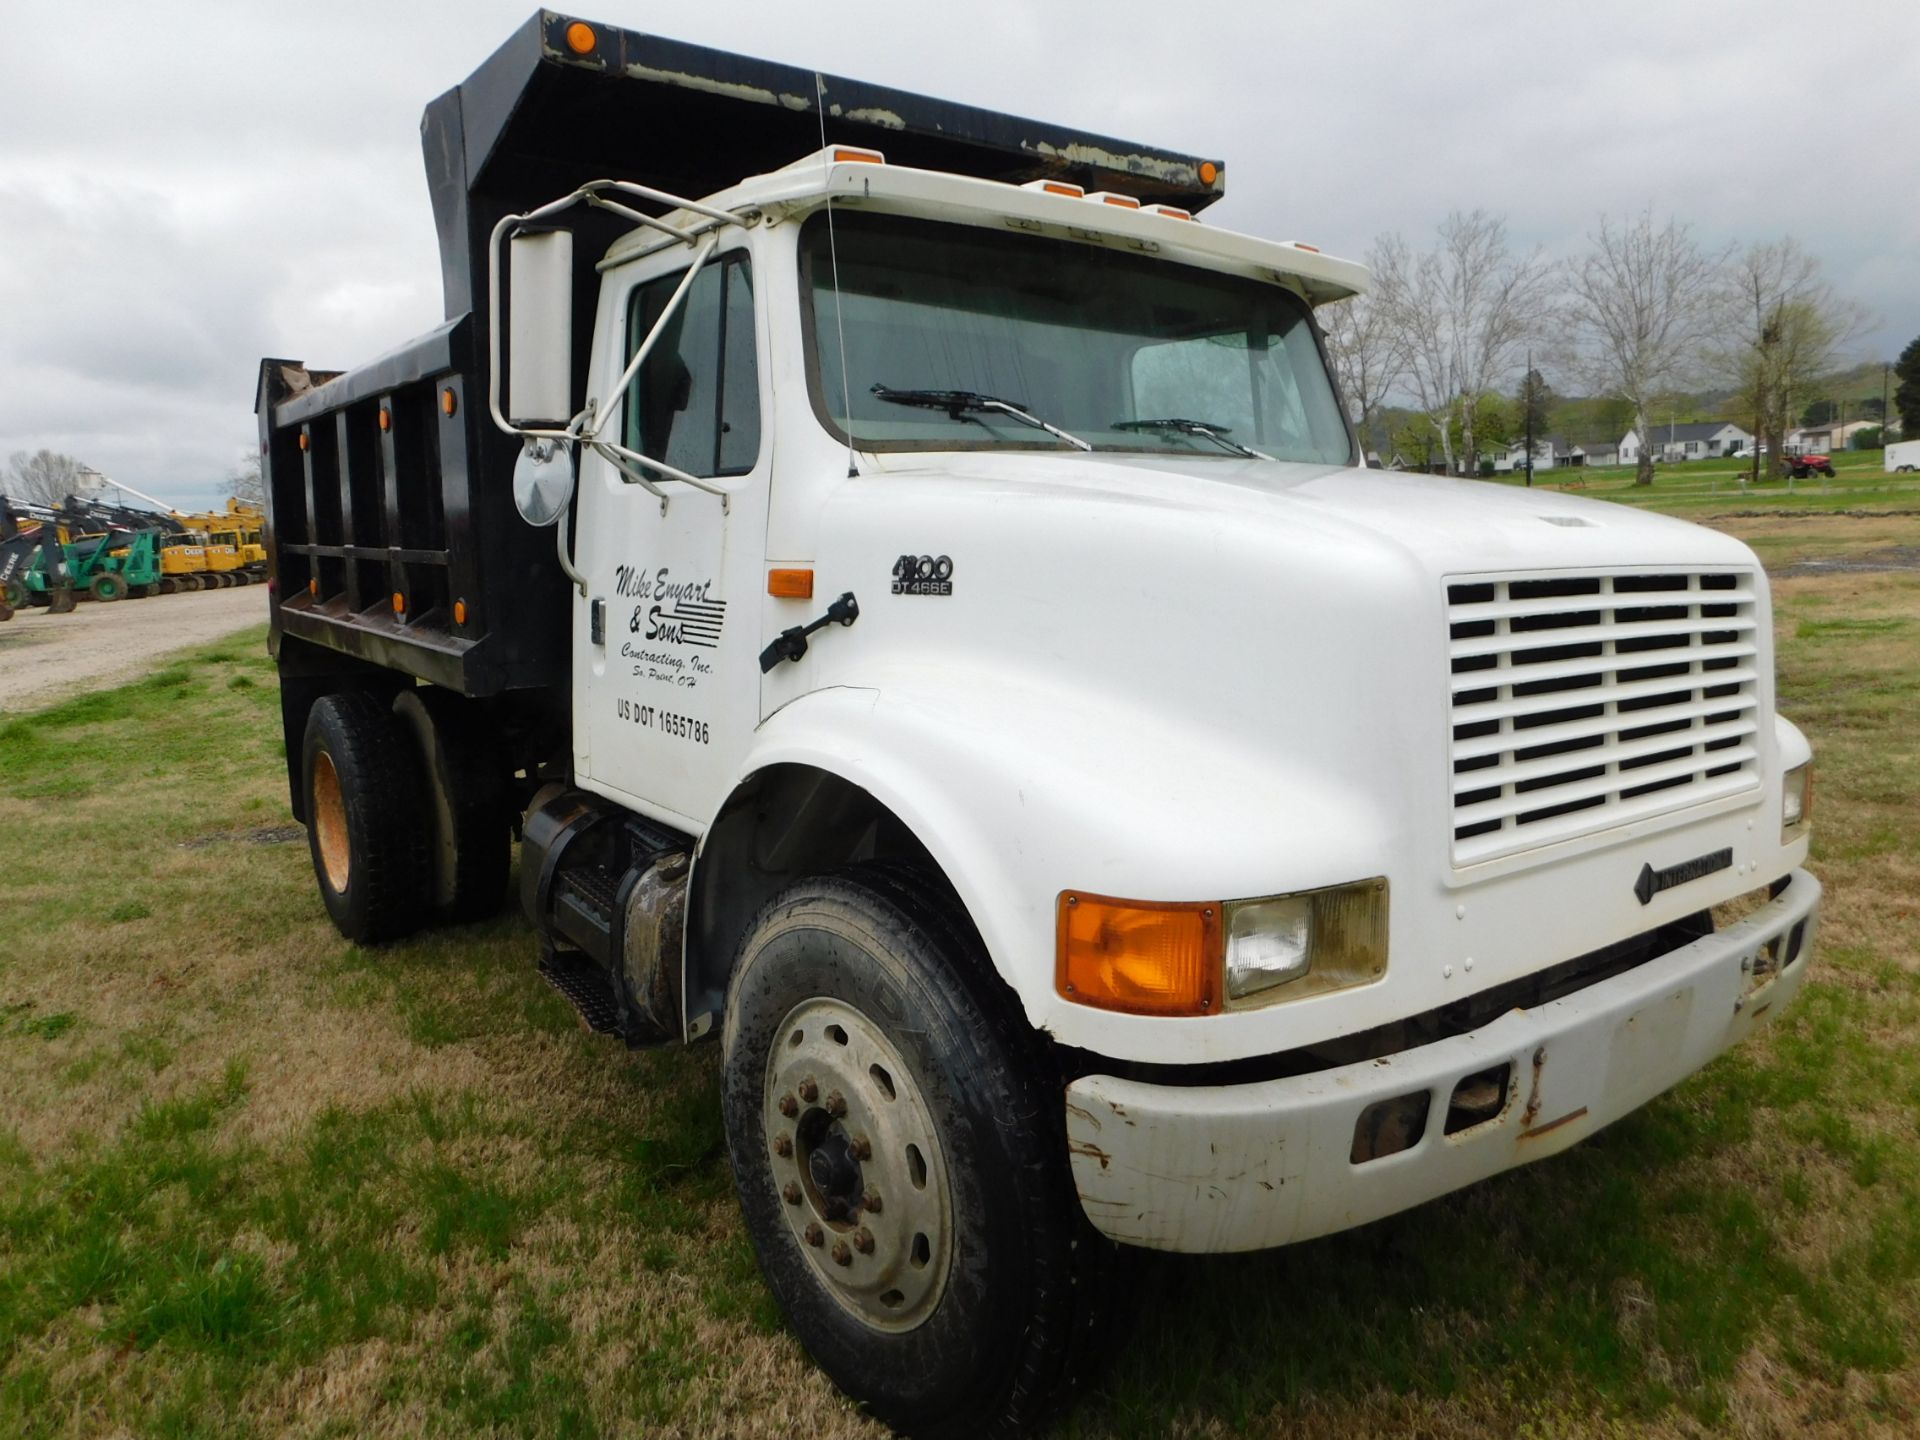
top-left (722, 869), bottom-right (1123, 1439)
top-left (300, 688), bottom-right (510, 943)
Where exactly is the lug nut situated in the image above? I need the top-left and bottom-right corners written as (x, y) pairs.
top-left (831, 1241), bottom-right (852, 1266)
top-left (773, 1134), bottom-right (793, 1157)
top-left (778, 1094), bottom-right (798, 1118)
top-left (849, 1135), bottom-right (872, 1162)
top-left (798, 1078), bottom-right (819, 1103)
top-left (825, 1091), bottom-right (848, 1118)
top-left (782, 1182), bottom-right (802, 1205)
top-left (804, 1223), bottom-right (823, 1247)
top-left (853, 1227), bottom-right (875, 1255)
top-left (862, 1190), bottom-right (883, 1215)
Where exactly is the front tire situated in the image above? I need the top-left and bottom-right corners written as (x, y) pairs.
top-left (88, 571), bottom-right (126, 602)
top-left (722, 868), bottom-right (1120, 1438)
top-left (301, 692), bottom-right (429, 943)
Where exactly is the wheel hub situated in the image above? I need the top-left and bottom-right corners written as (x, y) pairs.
top-left (311, 751), bottom-right (351, 892)
top-left (764, 997), bottom-right (953, 1332)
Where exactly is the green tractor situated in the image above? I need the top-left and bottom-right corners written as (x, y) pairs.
top-left (0, 495), bottom-right (165, 613)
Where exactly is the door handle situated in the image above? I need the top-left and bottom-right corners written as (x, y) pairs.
top-left (759, 592), bottom-right (859, 673)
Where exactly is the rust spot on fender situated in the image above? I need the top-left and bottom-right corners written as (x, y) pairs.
top-left (1519, 1106), bottom-right (1588, 1140)
top-left (1064, 1101), bottom-right (1100, 1129)
top-left (1068, 1140), bottom-right (1112, 1170)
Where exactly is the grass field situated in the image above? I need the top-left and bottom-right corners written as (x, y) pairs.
top-left (2, 504), bottom-right (1917, 1437)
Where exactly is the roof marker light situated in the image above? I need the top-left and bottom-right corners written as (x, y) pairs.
top-left (564, 22), bottom-right (596, 54)
top-left (1199, 161), bottom-right (1220, 185)
top-left (1085, 191), bottom-right (1141, 209)
top-left (1154, 205), bottom-right (1196, 221)
top-left (1291, 242), bottom-right (1321, 253)
top-left (832, 146), bottom-right (886, 165)
top-left (1020, 179), bottom-right (1085, 198)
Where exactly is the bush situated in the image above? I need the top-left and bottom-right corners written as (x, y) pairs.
top-left (1851, 426), bottom-right (1885, 450)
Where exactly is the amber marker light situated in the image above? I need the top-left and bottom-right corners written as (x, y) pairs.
top-left (565, 21), bottom-right (596, 54)
top-left (308, 579), bottom-right (318, 596)
top-left (1155, 205), bottom-right (1195, 221)
top-left (1293, 242), bottom-right (1321, 253)
top-left (378, 407), bottom-right (391, 432)
top-left (1042, 181), bottom-right (1083, 197)
top-left (832, 146), bottom-right (886, 165)
top-left (391, 592), bottom-right (405, 615)
top-left (1199, 160), bottom-right (1220, 185)
top-left (441, 387), bottom-right (458, 417)
top-left (454, 599), bottom-right (468, 625)
top-left (767, 567), bottom-right (815, 600)
top-left (1100, 194), bottom-right (1141, 208)
top-left (298, 432), bottom-right (309, 451)
top-left (1057, 892), bottom-right (1221, 1016)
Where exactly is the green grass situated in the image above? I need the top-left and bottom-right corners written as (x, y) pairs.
top-left (1480, 444), bottom-right (1920, 518)
top-left (3, 531), bottom-right (1918, 1437)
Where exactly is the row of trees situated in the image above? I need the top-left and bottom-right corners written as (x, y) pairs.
top-left (2, 450), bottom-right (264, 510)
top-left (1326, 210), bottom-right (1884, 485)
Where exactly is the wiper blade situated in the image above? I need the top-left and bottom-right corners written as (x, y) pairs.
top-left (870, 385), bottom-right (1093, 452)
top-left (1114, 417), bottom-right (1274, 461)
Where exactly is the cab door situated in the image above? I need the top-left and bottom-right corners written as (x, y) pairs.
top-left (575, 245), bottom-right (768, 829)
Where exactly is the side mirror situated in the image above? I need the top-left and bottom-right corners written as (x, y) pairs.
top-left (507, 227), bottom-right (573, 427)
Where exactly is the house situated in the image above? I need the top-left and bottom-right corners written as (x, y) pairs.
top-left (1788, 419), bottom-right (1876, 454)
top-left (1582, 439), bottom-right (1620, 467)
top-left (1618, 421), bottom-right (1753, 465)
top-left (1490, 436), bottom-right (1583, 473)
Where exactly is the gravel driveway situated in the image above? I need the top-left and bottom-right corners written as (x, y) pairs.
top-left (0, 587), bottom-right (266, 713)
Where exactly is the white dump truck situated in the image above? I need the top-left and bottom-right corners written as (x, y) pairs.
top-left (255, 13), bottom-right (1821, 1435)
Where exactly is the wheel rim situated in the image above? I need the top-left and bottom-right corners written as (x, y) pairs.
top-left (311, 751), bottom-right (351, 892)
top-left (763, 997), bottom-right (954, 1333)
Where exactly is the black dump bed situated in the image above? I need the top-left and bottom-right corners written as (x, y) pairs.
top-left (256, 9), bottom-right (1226, 699)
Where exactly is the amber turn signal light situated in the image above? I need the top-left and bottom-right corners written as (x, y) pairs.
top-left (1057, 893), bottom-right (1220, 1016)
top-left (767, 567), bottom-right (815, 600)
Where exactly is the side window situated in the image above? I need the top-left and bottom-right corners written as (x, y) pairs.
top-left (625, 254), bottom-right (760, 478)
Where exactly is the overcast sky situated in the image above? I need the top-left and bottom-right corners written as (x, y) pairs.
top-left (3, 0), bottom-right (1916, 511)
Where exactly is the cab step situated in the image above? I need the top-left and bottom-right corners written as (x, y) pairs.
top-left (537, 947), bottom-right (623, 1035)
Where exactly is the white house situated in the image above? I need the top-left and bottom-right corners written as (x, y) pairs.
top-left (1788, 419), bottom-right (1875, 455)
top-left (1582, 439), bottom-right (1620, 467)
top-left (1491, 436), bottom-right (1582, 473)
top-left (1618, 421), bottom-right (1753, 465)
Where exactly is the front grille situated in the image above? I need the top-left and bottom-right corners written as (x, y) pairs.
top-left (1447, 569), bottom-right (1763, 866)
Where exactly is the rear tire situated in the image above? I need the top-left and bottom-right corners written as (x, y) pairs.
top-left (722, 867), bottom-right (1123, 1439)
top-left (392, 688), bottom-right (510, 924)
top-left (301, 692), bottom-right (430, 944)
top-left (0, 579), bottom-right (25, 610)
top-left (88, 572), bottom-right (125, 602)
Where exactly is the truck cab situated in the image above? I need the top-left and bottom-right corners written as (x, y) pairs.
top-left (256, 15), bottom-right (1820, 1435)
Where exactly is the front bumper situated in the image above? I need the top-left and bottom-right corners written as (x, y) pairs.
top-left (1065, 868), bottom-right (1821, 1252)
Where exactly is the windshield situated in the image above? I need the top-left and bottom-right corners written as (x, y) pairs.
top-left (801, 210), bottom-right (1351, 465)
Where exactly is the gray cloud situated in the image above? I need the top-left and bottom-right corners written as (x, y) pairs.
top-left (3, 0), bottom-right (1916, 507)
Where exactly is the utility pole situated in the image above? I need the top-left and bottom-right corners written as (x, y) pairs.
top-left (1524, 349), bottom-right (1534, 488)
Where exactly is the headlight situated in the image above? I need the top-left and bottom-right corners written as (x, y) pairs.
top-left (1782, 762), bottom-right (1813, 840)
top-left (1224, 878), bottom-right (1388, 1010)
top-left (1056, 878), bottom-right (1388, 1016)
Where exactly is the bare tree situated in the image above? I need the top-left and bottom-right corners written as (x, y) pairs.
top-left (1322, 266), bottom-right (1403, 458)
top-left (1718, 240), bottom-right (1867, 482)
top-left (1567, 212), bottom-right (1728, 486)
top-left (229, 451), bottom-right (266, 508)
top-left (4, 449), bottom-right (102, 508)
top-left (1373, 213), bottom-right (1557, 476)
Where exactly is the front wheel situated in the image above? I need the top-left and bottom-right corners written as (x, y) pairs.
top-left (88, 571), bottom-right (126, 602)
top-left (722, 868), bottom-right (1121, 1439)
